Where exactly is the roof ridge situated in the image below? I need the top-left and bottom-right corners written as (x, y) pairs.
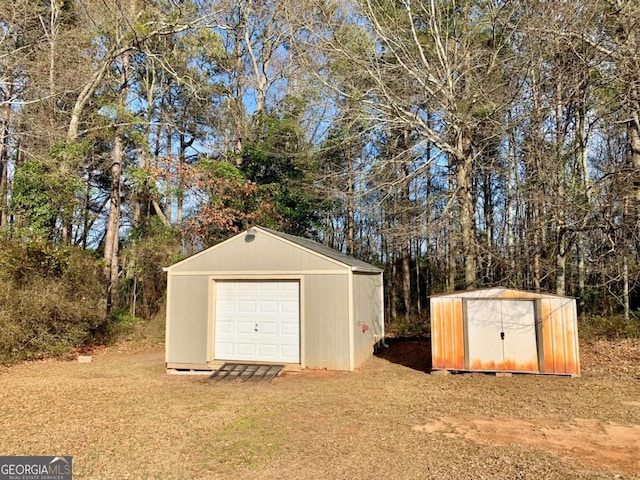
top-left (256, 226), bottom-right (382, 273)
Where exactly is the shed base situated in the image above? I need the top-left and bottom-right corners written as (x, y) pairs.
top-left (166, 361), bottom-right (302, 375)
top-left (431, 367), bottom-right (579, 377)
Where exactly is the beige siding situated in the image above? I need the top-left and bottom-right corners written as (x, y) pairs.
top-left (302, 274), bottom-right (350, 370)
top-left (171, 232), bottom-right (344, 273)
top-left (166, 275), bottom-right (209, 365)
top-left (352, 273), bottom-right (384, 369)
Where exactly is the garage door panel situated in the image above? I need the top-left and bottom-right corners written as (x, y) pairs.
top-left (214, 281), bottom-right (300, 363)
top-left (280, 345), bottom-right (299, 358)
top-left (236, 343), bottom-right (256, 356)
top-left (216, 321), bottom-right (234, 334)
top-left (238, 301), bottom-right (256, 313)
top-left (216, 342), bottom-right (233, 356)
top-left (216, 300), bottom-right (233, 313)
top-left (259, 322), bottom-right (278, 334)
top-left (237, 322), bottom-right (256, 334)
top-left (281, 301), bottom-right (298, 313)
top-left (280, 324), bottom-right (298, 335)
top-left (259, 301), bottom-right (278, 312)
top-left (278, 315), bottom-right (298, 325)
top-left (257, 344), bottom-right (278, 356)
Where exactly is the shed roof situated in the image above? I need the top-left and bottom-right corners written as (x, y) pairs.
top-left (429, 287), bottom-right (573, 300)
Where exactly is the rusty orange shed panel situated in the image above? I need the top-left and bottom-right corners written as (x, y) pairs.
top-left (430, 298), bottom-right (464, 370)
top-left (539, 297), bottom-right (580, 376)
top-left (430, 287), bottom-right (580, 376)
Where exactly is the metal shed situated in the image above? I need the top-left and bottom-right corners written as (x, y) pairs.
top-left (430, 288), bottom-right (580, 376)
top-left (164, 226), bottom-right (384, 372)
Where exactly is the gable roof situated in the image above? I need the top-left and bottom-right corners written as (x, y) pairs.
top-left (258, 227), bottom-right (383, 273)
top-left (164, 226), bottom-right (383, 273)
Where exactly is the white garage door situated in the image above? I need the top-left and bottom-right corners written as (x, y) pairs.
top-left (214, 281), bottom-right (300, 363)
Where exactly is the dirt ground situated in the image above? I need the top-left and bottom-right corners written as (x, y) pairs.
top-left (0, 339), bottom-right (639, 480)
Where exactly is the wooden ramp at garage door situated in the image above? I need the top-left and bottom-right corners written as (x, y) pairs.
top-left (208, 363), bottom-right (284, 383)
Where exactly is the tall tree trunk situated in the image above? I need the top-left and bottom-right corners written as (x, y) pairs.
top-left (622, 251), bottom-right (630, 322)
top-left (554, 76), bottom-right (567, 296)
top-left (233, 25), bottom-right (245, 162)
top-left (400, 160), bottom-right (411, 323)
top-left (81, 174), bottom-right (91, 249)
top-left (576, 98), bottom-right (590, 307)
top-left (577, 241), bottom-right (586, 310)
top-left (482, 167), bottom-right (493, 283)
top-left (104, 134), bottom-right (122, 313)
top-left (401, 238), bottom-right (411, 323)
top-left (177, 126), bottom-right (194, 228)
top-left (104, 0), bottom-right (136, 313)
top-left (528, 73), bottom-right (543, 292)
top-left (390, 254), bottom-right (399, 322)
top-left (457, 131), bottom-right (476, 289)
top-left (0, 101), bottom-right (10, 228)
top-left (415, 238), bottom-right (422, 315)
top-left (626, 105), bottom-right (639, 322)
top-left (628, 99), bottom-right (640, 224)
top-left (555, 204), bottom-right (568, 297)
top-left (447, 235), bottom-right (456, 291)
top-left (447, 155), bottom-right (456, 291)
top-left (506, 142), bottom-right (517, 285)
top-left (386, 199), bottom-right (399, 321)
top-left (555, 251), bottom-right (566, 296)
top-left (346, 155), bottom-right (355, 256)
top-left (166, 131), bottom-right (178, 225)
top-left (532, 201), bottom-right (542, 292)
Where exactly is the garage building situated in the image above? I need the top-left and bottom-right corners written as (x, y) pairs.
top-left (164, 226), bottom-right (384, 372)
top-left (430, 288), bottom-right (580, 376)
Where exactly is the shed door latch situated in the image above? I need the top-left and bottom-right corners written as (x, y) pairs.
top-left (500, 331), bottom-right (505, 341)
top-left (254, 323), bottom-right (259, 332)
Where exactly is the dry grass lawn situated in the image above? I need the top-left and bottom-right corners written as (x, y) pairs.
top-left (1, 339), bottom-right (639, 480)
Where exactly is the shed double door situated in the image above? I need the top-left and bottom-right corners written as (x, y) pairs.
top-left (465, 299), bottom-right (539, 372)
top-left (214, 281), bottom-right (300, 364)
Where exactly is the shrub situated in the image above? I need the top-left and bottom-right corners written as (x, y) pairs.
top-left (95, 306), bottom-right (166, 346)
top-left (0, 237), bottom-right (106, 363)
top-left (385, 311), bottom-right (430, 338)
top-left (579, 313), bottom-right (640, 341)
